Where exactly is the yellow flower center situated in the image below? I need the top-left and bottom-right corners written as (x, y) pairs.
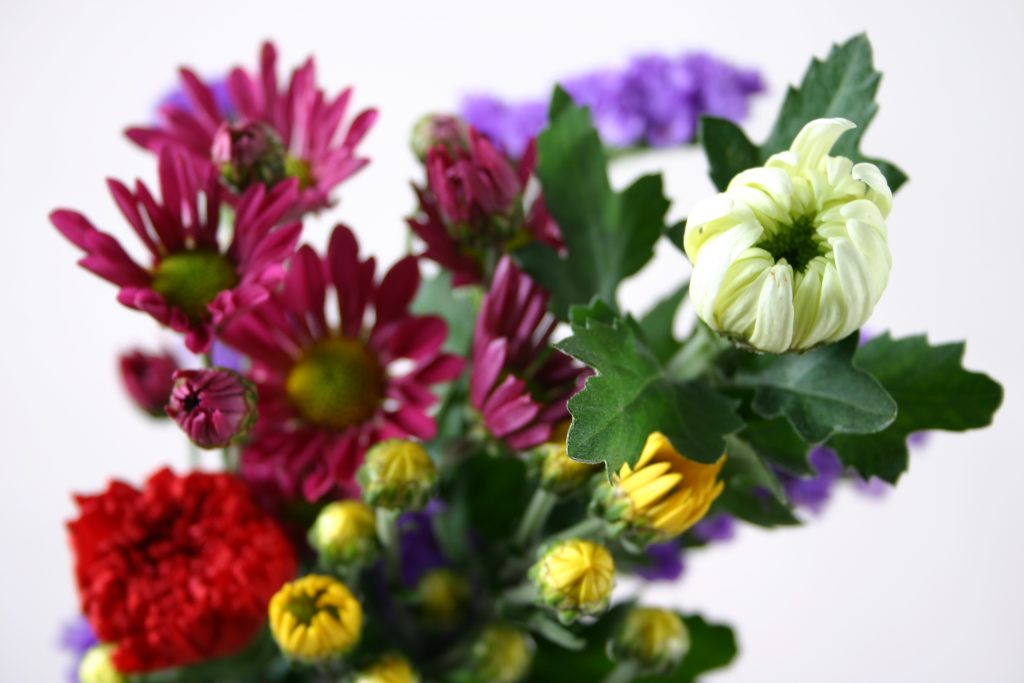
top-left (151, 249), bottom-right (238, 321)
top-left (286, 337), bottom-right (384, 430)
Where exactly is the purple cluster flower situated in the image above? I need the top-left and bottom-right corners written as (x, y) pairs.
top-left (398, 500), bottom-right (448, 587)
top-left (59, 616), bottom-right (97, 683)
top-left (778, 446), bottom-right (845, 515)
top-left (460, 51), bottom-right (763, 157)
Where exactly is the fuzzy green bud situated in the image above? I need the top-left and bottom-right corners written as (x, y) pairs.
top-left (358, 439), bottom-right (437, 511)
top-left (416, 568), bottom-right (470, 629)
top-left (529, 539), bottom-right (615, 624)
top-left (466, 623), bottom-right (535, 683)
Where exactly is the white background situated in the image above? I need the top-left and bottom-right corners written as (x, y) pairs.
top-left (1, 1), bottom-right (1022, 680)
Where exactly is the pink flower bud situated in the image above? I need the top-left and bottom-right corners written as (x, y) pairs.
top-left (211, 121), bottom-right (287, 192)
top-left (166, 368), bottom-right (257, 449)
top-left (118, 350), bottom-right (179, 417)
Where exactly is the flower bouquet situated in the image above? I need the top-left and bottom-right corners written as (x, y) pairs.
top-left (54, 34), bottom-right (1003, 683)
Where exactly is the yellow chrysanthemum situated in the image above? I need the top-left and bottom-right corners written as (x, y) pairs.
top-left (611, 607), bottom-right (690, 673)
top-left (78, 644), bottom-right (125, 683)
top-left (539, 422), bottom-right (601, 495)
top-left (308, 500), bottom-right (378, 567)
top-left (597, 432), bottom-right (725, 545)
top-left (468, 623), bottom-right (535, 683)
top-left (358, 439), bottom-right (437, 511)
top-left (530, 539), bottom-right (615, 622)
top-left (684, 117), bottom-right (893, 353)
top-left (352, 653), bottom-right (421, 683)
top-left (416, 569), bottom-right (470, 628)
top-left (268, 574), bottom-right (362, 662)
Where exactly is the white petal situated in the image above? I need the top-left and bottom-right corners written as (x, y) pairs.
top-left (852, 162), bottom-right (893, 217)
top-left (803, 259), bottom-right (848, 348)
top-left (831, 237), bottom-right (874, 339)
top-left (689, 223), bottom-right (763, 326)
top-left (684, 194), bottom-right (755, 259)
top-left (749, 263), bottom-right (795, 353)
top-left (789, 118), bottom-right (856, 170)
top-left (716, 252), bottom-right (774, 335)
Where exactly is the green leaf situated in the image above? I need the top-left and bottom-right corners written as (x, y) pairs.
top-left (637, 282), bottom-right (689, 364)
top-left (557, 302), bottom-right (742, 473)
top-left (715, 435), bottom-right (799, 528)
top-left (698, 117), bottom-right (759, 192)
top-left (741, 418), bottom-right (813, 475)
top-left (410, 269), bottom-right (477, 354)
top-left (699, 34), bottom-right (907, 192)
top-left (650, 614), bottom-right (739, 683)
top-left (829, 334), bottom-right (1003, 482)
top-left (735, 334), bottom-right (896, 443)
top-left (518, 87), bottom-right (670, 318)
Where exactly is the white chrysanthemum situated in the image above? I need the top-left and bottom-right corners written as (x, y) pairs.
top-left (684, 118), bottom-right (893, 353)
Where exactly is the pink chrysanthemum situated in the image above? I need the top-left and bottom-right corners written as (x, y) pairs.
top-left (470, 256), bottom-right (584, 449)
top-left (221, 225), bottom-right (464, 502)
top-left (51, 148), bottom-right (302, 353)
top-left (127, 41), bottom-right (377, 215)
top-left (408, 131), bottom-right (560, 286)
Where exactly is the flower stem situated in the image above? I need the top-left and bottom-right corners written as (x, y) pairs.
top-left (502, 581), bottom-right (538, 605)
top-left (667, 322), bottom-right (727, 381)
top-left (546, 516), bottom-right (605, 544)
top-left (513, 488), bottom-right (558, 548)
top-left (376, 508), bottom-right (401, 580)
top-left (600, 661), bottom-right (640, 683)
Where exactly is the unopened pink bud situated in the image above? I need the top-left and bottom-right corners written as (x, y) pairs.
top-left (166, 368), bottom-right (257, 449)
top-left (118, 350), bottom-right (179, 417)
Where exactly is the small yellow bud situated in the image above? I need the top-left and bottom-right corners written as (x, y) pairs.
top-left (358, 439), bottom-right (437, 511)
top-left (308, 500), bottom-right (378, 567)
top-left (594, 432), bottom-right (725, 546)
top-left (610, 607), bottom-right (690, 673)
top-left (416, 569), bottom-right (471, 629)
top-left (530, 538), bottom-right (615, 623)
top-left (78, 644), bottom-right (124, 683)
top-left (538, 422), bottom-right (600, 495)
top-left (268, 575), bottom-right (362, 662)
top-left (467, 623), bottom-right (535, 683)
top-left (352, 653), bottom-right (421, 683)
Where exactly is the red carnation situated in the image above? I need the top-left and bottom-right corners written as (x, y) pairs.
top-left (68, 468), bottom-right (297, 673)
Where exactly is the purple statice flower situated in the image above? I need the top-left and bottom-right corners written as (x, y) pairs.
top-left (779, 446), bottom-right (844, 515)
top-left (692, 513), bottom-right (736, 543)
top-left (59, 616), bottom-right (97, 683)
top-left (460, 50), bottom-right (763, 155)
top-left (634, 542), bottom-right (686, 582)
top-left (398, 500), bottom-right (448, 587)
top-left (209, 339), bottom-right (246, 373)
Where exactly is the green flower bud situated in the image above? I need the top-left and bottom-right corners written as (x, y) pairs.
top-left (351, 653), bottom-right (420, 683)
top-left (529, 539), bottom-right (615, 624)
top-left (308, 500), bottom-right (378, 568)
top-left (466, 623), bottom-right (535, 683)
top-left (358, 439), bottom-right (437, 511)
top-left (609, 607), bottom-right (689, 674)
top-left (538, 424), bottom-right (600, 495)
top-left (410, 113), bottom-right (469, 161)
top-left (416, 568), bottom-right (470, 629)
top-left (78, 644), bottom-right (125, 683)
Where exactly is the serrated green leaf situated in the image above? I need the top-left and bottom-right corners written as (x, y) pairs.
top-left (698, 117), bottom-right (759, 192)
top-left (735, 334), bottom-right (896, 443)
top-left (517, 87), bottom-right (670, 318)
top-left (715, 435), bottom-right (799, 528)
top-left (829, 333), bottom-right (1003, 482)
top-left (557, 302), bottom-right (742, 472)
top-left (699, 34), bottom-right (907, 192)
top-left (637, 282), bottom-right (688, 364)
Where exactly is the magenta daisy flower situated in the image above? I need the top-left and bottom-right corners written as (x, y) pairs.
top-left (470, 256), bottom-right (584, 449)
top-left (51, 148), bottom-right (302, 353)
top-left (220, 225), bottom-right (464, 502)
top-left (408, 131), bottom-right (560, 286)
top-left (127, 41), bottom-right (377, 215)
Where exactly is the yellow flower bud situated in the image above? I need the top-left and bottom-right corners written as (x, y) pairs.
top-left (530, 539), bottom-right (615, 623)
top-left (539, 422), bottom-right (600, 495)
top-left (358, 439), bottom-right (437, 511)
top-left (610, 607), bottom-right (690, 673)
top-left (308, 500), bottom-right (378, 568)
top-left (595, 432), bottom-right (725, 546)
top-left (269, 574), bottom-right (362, 662)
top-left (352, 653), bottom-right (421, 683)
top-left (684, 117), bottom-right (893, 353)
top-left (416, 569), bottom-right (471, 629)
top-left (467, 623), bottom-right (535, 683)
top-left (78, 644), bottom-right (124, 683)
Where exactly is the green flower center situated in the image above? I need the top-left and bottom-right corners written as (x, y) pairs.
top-left (758, 215), bottom-right (826, 273)
top-left (286, 337), bottom-right (384, 430)
top-left (285, 155), bottom-right (316, 189)
top-left (285, 590), bottom-right (338, 625)
top-left (151, 250), bottom-right (238, 321)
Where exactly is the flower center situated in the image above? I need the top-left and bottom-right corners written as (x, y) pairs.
top-left (758, 215), bottom-right (825, 272)
top-left (151, 250), bottom-right (238, 321)
top-left (284, 155), bottom-right (316, 189)
top-left (285, 589), bottom-right (338, 625)
top-left (285, 337), bottom-right (384, 430)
